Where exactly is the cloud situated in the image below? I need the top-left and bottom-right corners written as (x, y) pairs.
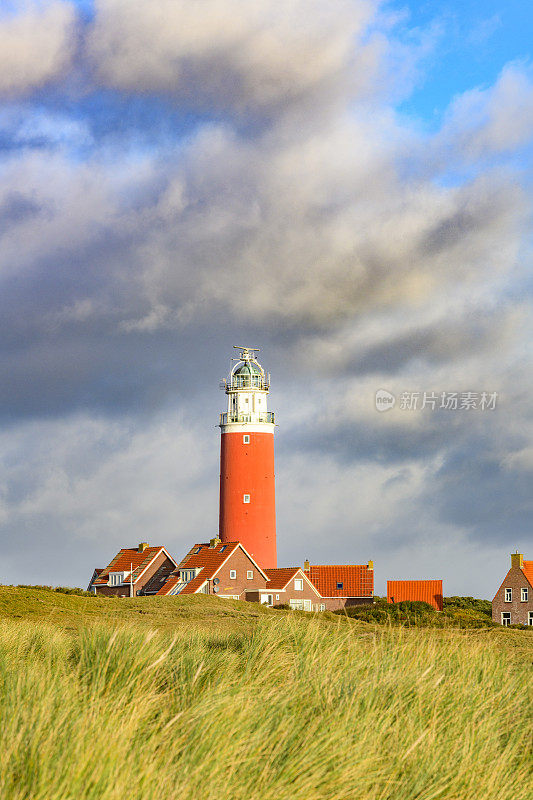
top-left (87, 0), bottom-right (379, 115)
top-left (0, 0), bottom-right (531, 596)
top-left (0, 1), bottom-right (76, 96)
top-left (439, 63), bottom-right (533, 160)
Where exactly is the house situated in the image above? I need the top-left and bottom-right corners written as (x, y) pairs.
top-left (492, 552), bottom-right (533, 626)
top-left (387, 579), bottom-right (443, 611)
top-left (87, 568), bottom-right (103, 592)
top-left (156, 538), bottom-right (269, 598)
top-left (92, 543), bottom-right (178, 597)
top-left (303, 560), bottom-right (374, 611)
top-left (246, 567), bottom-right (324, 611)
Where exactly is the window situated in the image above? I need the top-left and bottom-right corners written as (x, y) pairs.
top-left (320, 603), bottom-right (326, 611)
top-left (275, 594), bottom-right (280, 601)
top-left (290, 599), bottom-right (304, 610)
top-left (303, 600), bottom-right (312, 611)
top-left (243, 494), bottom-right (250, 503)
top-left (194, 547), bottom-right (201, 554)
top-left (109, 572), bottom-right (124, 586)
top-left (529, 612), bottom-right (533, 626)
top-left (501, 612), bottom-right (511, 627)
top-left (247, 570), bottom-right (253, 579)
top-left (243, 435), bottom-right (250, 444)
top-left (220, 545), bottom-right (227, 553)
top-left (337, 582), bottom-right (344, 590)
top-left (294, 578), bottom-right (303, 591)
top-left (229, 570), bottom-right (237, 579)
top-left (505, 588), bottom-right (512, 602)
top-left (521, 588), bottom-right (529, 602)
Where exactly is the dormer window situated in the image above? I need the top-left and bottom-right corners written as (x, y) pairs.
top-left (109, 572), bottom-right (125, 586)
top-left (180, 568), bottom-right (201, 583)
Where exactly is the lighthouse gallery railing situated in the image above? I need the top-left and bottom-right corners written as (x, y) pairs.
top-left (219, 412), bottom-right (275, 425)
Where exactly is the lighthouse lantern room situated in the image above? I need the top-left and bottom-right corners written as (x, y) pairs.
top-left (219, 346), bottom-right (277, 568)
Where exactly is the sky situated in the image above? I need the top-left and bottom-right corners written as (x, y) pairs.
top-left (0, 0), bottom-right (531, 598)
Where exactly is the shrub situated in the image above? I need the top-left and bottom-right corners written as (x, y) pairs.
top-left (444, 596), bottom-right (492, 616)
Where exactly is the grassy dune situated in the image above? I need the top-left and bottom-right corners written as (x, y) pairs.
top-left (0, 589), bottom-right (531, 800)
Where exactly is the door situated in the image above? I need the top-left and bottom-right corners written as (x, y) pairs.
top-left (260, 594), bottom-right (273, 606)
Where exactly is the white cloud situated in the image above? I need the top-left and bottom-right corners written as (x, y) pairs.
top-left (439, 63), bottom-right (533, 160)
top-left (88, 0), bottom-right (378, 113)
top-left (0, 1), bottom-right (76, 96)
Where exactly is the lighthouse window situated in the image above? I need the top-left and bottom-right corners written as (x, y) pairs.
top-left (243, 435), bottom-right (250, 444)
top-left (243, 494), bottom-right (250, 503)
top-left (230, 570), bottom-right (237, 579)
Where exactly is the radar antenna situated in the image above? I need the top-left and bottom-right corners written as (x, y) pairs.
top-left (233, 345), bottom-right (260, 361)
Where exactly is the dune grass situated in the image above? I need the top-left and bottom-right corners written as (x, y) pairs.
top-left (0, 606), bottom-right (531, 800)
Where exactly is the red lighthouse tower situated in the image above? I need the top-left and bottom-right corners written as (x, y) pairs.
top-left (219, 346), bottom-right (277, 568)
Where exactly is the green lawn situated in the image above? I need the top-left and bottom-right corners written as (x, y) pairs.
top-left (0, 587), bottom-right (531, 800)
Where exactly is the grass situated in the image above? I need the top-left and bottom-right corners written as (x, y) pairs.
top-left (0, 587), bottom-right (531, 799)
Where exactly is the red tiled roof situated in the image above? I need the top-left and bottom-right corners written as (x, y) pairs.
top-left (387, 580), bottom-right (443, 611)
top-left (522, 561), bottom-right (533, 588)
top-left (157, 541), bottom-right (245, 595)
top-left (265, 567), bottom-right (300, 590)
top-left (305, 564), bottom-right (373, 598)
top-left (94, 546), bottom-right (168, 585)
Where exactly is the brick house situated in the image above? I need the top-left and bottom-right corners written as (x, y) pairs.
top-left (492, 552), bottom-right (533, 626)
top-left (157, 539), bottom-right (269, 598)
top-left (387, 579), bottom-right (443, 611)
top-left (246, 567), bottom-right (325, 611)
top-left (92, 543), bottom-right (178, 597)
top-left (303, 560), bottom-right (374, 611)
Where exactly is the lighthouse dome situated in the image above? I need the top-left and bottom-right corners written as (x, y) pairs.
top-left (233, 360), bottom-right (263, 377)
top-left (230, 358), bottom-right (267, 389)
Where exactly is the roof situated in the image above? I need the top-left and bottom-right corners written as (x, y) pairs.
top-left (265, 567), bottom-right (300, 590)
top-left (522, 561), bottom-right (533, 588)
top-left (157, 541), bottom-right (269, 595)
top-left (233, 360), bottom-right (263, 376)
top-left (94, 546), bottom-right (172, 586)
top-left (87, 568), bottom-right (103, 591)
top-left (304, 564), bottom-right (373, 598)
top-left (387, 580), bottom-right (443, 611)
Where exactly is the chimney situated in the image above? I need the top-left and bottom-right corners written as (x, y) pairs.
top-left (138, 542), bottom-right (148, 553)
top-left (367, 560), bottom-right (374, 570)
top-left (511, 551), bottom-right (523, 569)
top-left (304, 559), bottom-right (310, 571)
top-left (210, 537), bottom-right (221, 549)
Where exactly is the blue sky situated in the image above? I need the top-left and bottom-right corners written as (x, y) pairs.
top-left (0, 0), bottom-right (531, 597)
top-left (393, 0), bottom-right (531, 120)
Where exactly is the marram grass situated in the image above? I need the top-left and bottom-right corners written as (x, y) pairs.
top-left (0, 615), bottom-right (531, 800)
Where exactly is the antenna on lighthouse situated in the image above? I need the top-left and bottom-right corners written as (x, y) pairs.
top-left (233, 345), bottom-right (260, 361)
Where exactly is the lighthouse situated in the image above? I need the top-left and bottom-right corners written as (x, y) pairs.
top-left (219, 346), bottom-right (277, 568)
